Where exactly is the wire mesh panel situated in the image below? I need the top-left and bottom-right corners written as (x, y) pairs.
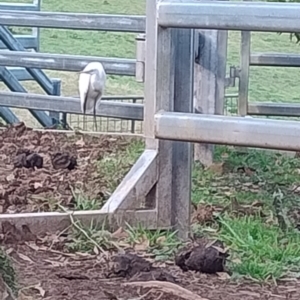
top-left (68, 94), bottom-right (238, 134)
top-left (224, 94), bottom-right (238, 116)
top-left (68, 96), bottom-right (144, 133)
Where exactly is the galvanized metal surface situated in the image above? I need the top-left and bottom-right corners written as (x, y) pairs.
top-left (0, 91), bottom-right (143, 120)
top-left (144, 0), bottom-right (158, 149)
top-left (248, 102), bottom-right (300, 117)
top-left (250, 52), bottom-right (300, 67)
top-left (0, 26), bottom-right (54, 94)
top-left (0, 3), bottom-right (39, 11)
top-left (49, 79), bottom-right (61, 124)
top-left (0, 209), bottom-right (157, 235)
top-left (154, 26), bottom-right (175, 229)
top-left (0, 35), bottom-right (38, 50)
top-left (157, 1), bottom-right (300, 32)
top-left (238, 31), bottom-right (251, 116)
top-left (0, 107), bottom-right (19, 123)
top-left (101, 149), bottom-right (158, 213)
top-left (0, 50), bottom-right (136, 76)
top-left (172, 27), bottom-right (194, 239)
top-left (155, 111), bottom-right (300, 151)
top-left (0, 10), bottom-right (146, 32)
top-left (0, 68), bottom-right (53, 127)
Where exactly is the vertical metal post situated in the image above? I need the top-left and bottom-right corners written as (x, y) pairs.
top-left (172, 28), bottom-right (194, 240)
top-left (131, 97), bottom-right (136, 133)
top-left (238, 31), bottom-right (251, 116)
top-left (32, 0), bottom-right (41, 52)
top-left (49, 78), bottom-right (61, 125)
top-left (144, 0), bottom-right (175, 228)
top-left (216, 30), bottom-right (228, 115)
top-left (136, 34), bottom-right (146, 83)
top-left (144, 0), bottom-right (158, 150)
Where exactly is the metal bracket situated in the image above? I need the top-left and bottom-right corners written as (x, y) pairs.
top-left (225, 65), bottom-right (239, 88)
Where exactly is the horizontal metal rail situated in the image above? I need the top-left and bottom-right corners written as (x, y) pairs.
top-left (0, 3), bottom-right (39, 11)
top-left (154, 111), bottom-right (300, 151)
top-left (0, 50), bottom-right (136, 76)
top-left (0, 10), bottom-right (146, 32)
top-left (71, 95), bottom-right (143, 101)
top-left (250, 53), bottom-right (300, 67)
top-left (157, 1), bottom-right (300, 32)
top-left (248, 102), bottom-right (300, 117)
top-left (0, 91), bottom-right (144, 120)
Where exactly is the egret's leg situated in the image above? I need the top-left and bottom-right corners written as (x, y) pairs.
top-left (83, 94), bottom-right (88, 131)
top-left (93, 99), bottom-right (97, 131)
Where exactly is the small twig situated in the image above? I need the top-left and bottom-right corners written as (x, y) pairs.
top-left (49, 224), bottom-right (72, 250)
top-left (123, 281), bottom-right (209, 300)
top-left (58, 204), bottom-right (108, 258)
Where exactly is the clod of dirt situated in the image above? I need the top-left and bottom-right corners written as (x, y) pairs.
top-left (1, 221), bottom-right (36, 244)
top-left (109, 253), bottom-right (177, 283)
top-left (110, 253), bottom-right (152, 278)
top-left (192, 204), bottom-right (215, 225)
top-left (13, 150), bottom-right (43, 169)
top-left (50, 152), bottom-right (77, 170)
top-left (175, 240), bottom-right (229, 274)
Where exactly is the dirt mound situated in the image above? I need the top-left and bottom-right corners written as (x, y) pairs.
top-left (175, 239), bottom-right (228, 274)
top-left (109, 252), bottom-right (177, 282)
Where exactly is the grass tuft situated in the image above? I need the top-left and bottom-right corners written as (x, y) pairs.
top-left (219, 215), bottom-right (300, 281)
top-left (96, 140), bottom-right (144, 197)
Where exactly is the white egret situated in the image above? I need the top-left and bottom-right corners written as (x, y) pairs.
top-left (78, 62), bottom-right (106, 131)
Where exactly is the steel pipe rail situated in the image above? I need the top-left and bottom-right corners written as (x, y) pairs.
top-left (0, 3), bottom-right (39, 11)
top-left (0, 91), bottom-right (144, 120)
top-left (248, 102), bottom-right (300, 117)
top-left (155, 111), bottom-right (300, 151)
top-left (0, 51), bottom-right (136, 76)
top-left (0, 11), bottom-right (146, 32)
top-left (71, 94), bottom-right (143, 101)
top-left (157, 1), bottom-right (300, 32)
top-left (250, 53), bottom-right (300, 67)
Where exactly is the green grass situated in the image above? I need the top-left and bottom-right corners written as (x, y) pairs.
top-left (0, 248), bottom-right (17, 295)
top-left (66, 219), bottom-right (182, 261)
top-left (219, 215), bottom-right (300, 282)
top-left (96, 139), bottom-right (144, 197)
top-left (191, 146), bottom-right (300, 281)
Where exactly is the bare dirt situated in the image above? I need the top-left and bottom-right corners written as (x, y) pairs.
top-left (0, 122), bottom-right (135, 213)
top-left (3, 244), bottom-right (300, 300)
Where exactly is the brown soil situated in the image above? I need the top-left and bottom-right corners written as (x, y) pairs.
top-left (0, 122), bottom-right (136, 213)
top-left (5, 244), bottom-right (300, 300)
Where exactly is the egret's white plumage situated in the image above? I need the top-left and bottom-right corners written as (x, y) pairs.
top-left (78, 62), bottom-right (106, 130)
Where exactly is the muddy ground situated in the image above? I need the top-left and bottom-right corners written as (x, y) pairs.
top-left (3, 244), bottom-right (300, 300)
top-left (0, 123), bottom-right (136, 213)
